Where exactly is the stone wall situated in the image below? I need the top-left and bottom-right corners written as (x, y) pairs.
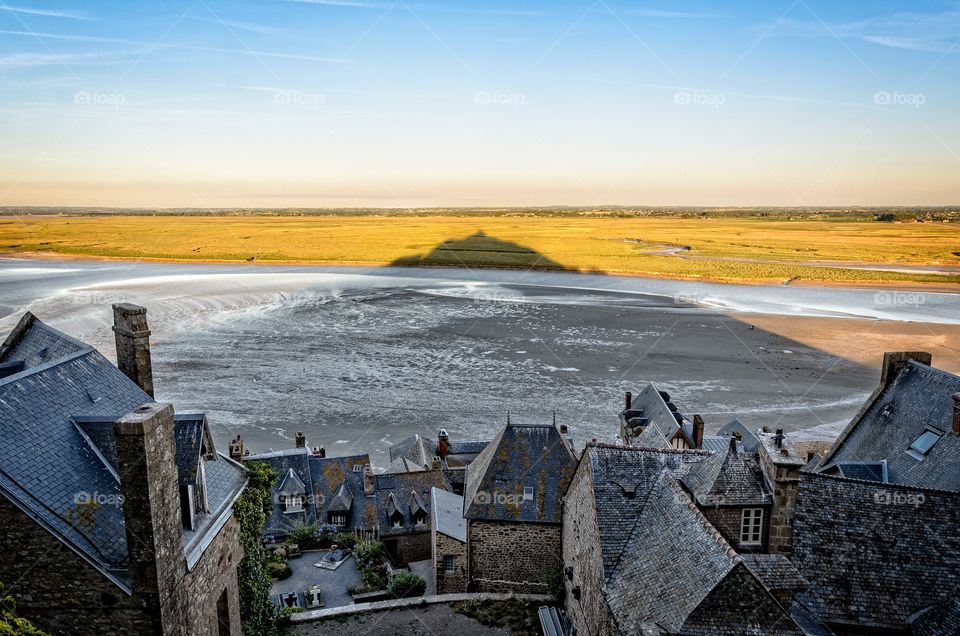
top-left (468, 519), bottom-right (561, 594)
top-left (700, 505), bottom-right (771, 553)
top-left (560, 460), bottom-right (611, 636)
top-left (383, 530), bottom-right (431, 566)
top-left (0, 495), bottom-right (156, 635)
top-left (0, 402), bottom-right (244, 635)
top-left (758, 451), bottom-right (801, 555)
top-left (432, 531), bottom-right (467, 594)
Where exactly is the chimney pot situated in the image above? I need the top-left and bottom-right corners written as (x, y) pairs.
top-left (295, 432), bottom-right (306, 448)
top-left (624, 391), bottom-right (633, 411)
top-left (559, 424), bottom-right (569, 434)
top-left (437, 429), bottom-right (450, 459)
top-left (112, 303), bottom-right (154, 398)
top-left (774, 429), bottom-right (784, 448)
top-left (952, 393), bottom-right (960, 436)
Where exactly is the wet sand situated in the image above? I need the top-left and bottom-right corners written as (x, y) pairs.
top-left (2, 258), bottom-right (958, 468)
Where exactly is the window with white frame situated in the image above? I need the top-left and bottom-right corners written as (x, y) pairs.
top-left (282, 495), bottom-right (305, 514)
top-left (329, 512), bottom-right (347, 526)
top-left (740, 508), bottom-right (763, 545)
top-left (443, 555), bottom-right (456, 575)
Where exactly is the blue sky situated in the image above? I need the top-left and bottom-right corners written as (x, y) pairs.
top-left (0, 0), bottom-right (958, 207)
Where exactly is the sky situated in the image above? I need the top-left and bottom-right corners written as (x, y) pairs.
top-left (0, 0), bottom-right (958, 208)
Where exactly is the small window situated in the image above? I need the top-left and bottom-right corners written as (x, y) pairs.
top-left (283, 495), bottom-right (304, 514)
top-left (909, 430), bottom-right (941, 456)
top-left (443, 555), bottom-right (456, 575)
top-left (523, 486), bottom-right (534, 501)
top-left (352, 464), bottom-right (364, 473)
top-left (329, 512), bottom-right (347, 526)
top-left (391, 513), bottom-right (403, 528)
top-left (740, 508), bottom-right (763, 546)
top-left (414, 511), bottom-right (427, 526)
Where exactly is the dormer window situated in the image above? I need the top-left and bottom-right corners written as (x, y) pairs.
top-left (390, 511), bottom-right (404, 528)
top-left (908, 429), bottom-right (942, 457)
top-left (283, 495), bottom-right (305, 513)
top-left (413, 510), bottom-right (427, 526)
top-left (329, 511), bottom-right (347, 526)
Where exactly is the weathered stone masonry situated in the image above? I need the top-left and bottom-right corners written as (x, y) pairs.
top-left (468, 519), bottom-right (561, 593)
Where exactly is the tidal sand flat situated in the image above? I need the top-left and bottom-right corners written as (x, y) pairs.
top-left (3, 258), bottom-right (959, 467)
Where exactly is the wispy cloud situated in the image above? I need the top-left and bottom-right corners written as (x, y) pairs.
top-left (0, 29), bottom-right (139, 45)
top-left (766, 8), bottom-right (960, 54)
top-left (167, 43), bottom-right (354, 63)
top-left (0, 4), bottom-right (93, 20)
top-left (0, 51), bottom-right (131, 67)
top-left (186, 15), bottom-right (290, 38)
top-left (626, 9), bottom-right (720, 19)
top-left (280, 0), bottom-right (389, 8)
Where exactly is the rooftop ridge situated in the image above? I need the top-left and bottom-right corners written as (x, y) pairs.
top-left (589, 441), bottom-right (713, 456)
top-left (803, 466), bottom-right (960, 496)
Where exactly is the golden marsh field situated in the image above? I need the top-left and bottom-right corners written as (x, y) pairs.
top-left (1, 214), bottom-right (958, 286)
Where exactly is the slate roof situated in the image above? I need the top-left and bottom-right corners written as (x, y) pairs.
top-left (792, 470), bottom-right (960, 632)
top-left (740, 554), bottom-right (809, 592)
top-left (620, 383), bottom-right (693, 449)
top-left (820, 360), bottom-right (960, 491)
top-left (387, 434), bottom-right (432, 472)
top-left (386, 433), bottom-right (490, 473)
top-left (681, 437), bottom-right (771, 507)
top-left (600, 463), bottom-right (801, 635)
top-left (716, 418), bottom-right (761, 452)
top-left (574, 445), bottom-right (808, 635)
top-left (463, 422), bottom-right (577, 524)
top-left (430, 487), bottom-right (466, 542)
top-left (0, 313), bottom-right (246, 590)
top-left (373, 469), bottom-right (449, 535)
top-left (244, 448), bottom-right (372, 536)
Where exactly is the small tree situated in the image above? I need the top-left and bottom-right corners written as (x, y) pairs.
top-left (235, 461), bottom-right (280, 636)
top-left (0, 582), bottom-right (47, 636)
top-left (388, 571), bottom-right (426, 599)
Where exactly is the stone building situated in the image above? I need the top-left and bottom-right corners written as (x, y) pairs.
top-left (462, 421), bottom-right (578, 593)
top-left (561, 444), bottom-right (810, 636)
top-left (756, 429), bottom-right (808, 554)
top-left (0, 309), bottom-right (247, 635)
top-left (373, 467), bottom-right (451, 565)
top-left (238, 436), bottom-right (375, 539)
top-left (790, 351), bottom-right (960, 634)
top-left (429, 487), bottom-right (467, 594)
top-left (387, 430), bottom-right (489, 495)
top-left (619, 384), bottom-right (706, 449)
top-left (680, 436), bottom-right (773, 552)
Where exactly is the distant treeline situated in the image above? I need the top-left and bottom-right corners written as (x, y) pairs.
top-left (2, 206), bottom-right (959, 221)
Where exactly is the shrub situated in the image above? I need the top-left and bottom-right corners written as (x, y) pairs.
top-left (267, 561), bottom-right (292, 581)
top-left (353, 540), bottom-right (388, 590)
top-left (388, 571), bottom-right (426, 599)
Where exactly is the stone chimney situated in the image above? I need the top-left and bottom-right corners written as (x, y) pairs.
top-left (774, 429), bottom-right (784, 448)
top-left (432, 455), bottom-right (442, 471)
top-left (953, 393), bottom-right (960, 436)
top-left (437, 429), bottom-right (450, 459)
top-left (114, 402), bottom-right (187, 632)
top-left (295, 432), bottom-right (306, 449)
top-left (624, 391), bottom-right (632, 411)
top-left (228, 435), bottom-right (244, 462)
top-left (112, 303), bottom-right (154, 398)
top-left (363, 466), bottom-right (375, 496)
top-left (880, 351), bottom-right (932, 387)
top-left (692, 415), bottom-right (705, 449)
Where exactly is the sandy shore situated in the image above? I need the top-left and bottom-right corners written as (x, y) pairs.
top-left (4, 250), bottom-right (959, 294)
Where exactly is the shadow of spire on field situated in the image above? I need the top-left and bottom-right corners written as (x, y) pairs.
top-left (390, 230), bottom-right (601, 274)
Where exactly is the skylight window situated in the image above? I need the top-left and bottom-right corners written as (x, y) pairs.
top-left (909, 430), bottom-right (941, 456)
